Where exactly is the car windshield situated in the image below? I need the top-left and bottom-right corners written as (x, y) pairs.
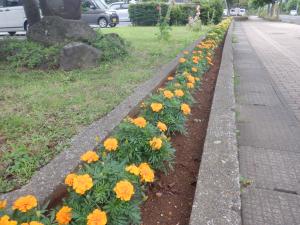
top-left (92, 0), bottom-right (109, 9)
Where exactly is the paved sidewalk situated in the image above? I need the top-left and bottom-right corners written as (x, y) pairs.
top-left (233, 19), bottom-right (300, 225)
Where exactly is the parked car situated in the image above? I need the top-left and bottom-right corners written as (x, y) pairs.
top-left (290, 9), bottom-right (298, 16)
top-left (223, 9), bottom-right (228, 16)
top-left (109, 2), bottom-right (130, 22)
top-left (0, 0), bottom-right (27, 36)
top-left (239, 8), bottom-right (246, 16)
top-left (230, 8), bottom-right (237, 16)
top-left (81, 0), bottom-right (119, 28)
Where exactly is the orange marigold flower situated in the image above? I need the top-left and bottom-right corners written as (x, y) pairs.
top-left (139, 163), bottom-right (155, 183)
top-left (163, 90), bottom-right (174, 99)
top-left (132, 117), bottom-right (147, 128)
top-left (149, 137), bottom-right (163, 150)
top-left (125, 164), bottom-right (140, 176)
top-left (181, 103), bottom-right (191, 115)
top-left (187, 82), bottom-right (194, 89)
top-left (167, 76), bottom-right (174, 81)
top-left (0, 215), bottom-right (17, 225)
top-left (113, 180), bottom-right (135, 201)
top-left (56, 206), bottom-right (72, 225)
top-left (174, 89), bottom-right (184, 97)
top-left (193, 59), bottom-right (199, 64)
top-left (157, 121), bottom-right (167, 132)
top-left (103, 138), bottom-right (118, 151)
top-left (191, 67), bottom-right (198, 72)
top-left (65, 173), bottom-right (77, 187)
top-left (81, 150), bottom-right (99, 163)
top-left (0, 200), bottom-right (7, 209)
top-left (187, 75), bottom-right (195, 84)
top-left (21, 222), bottom-right (44, 225)
top-left (183, 50), bottom-right (189, 55)
top-left (72, 174), bottom-right (93, 195)
top-left (87, 209), bottom-right (107, 225)
top-left (151, 102), bottom-right (163, 112)
top-left (12, 195), bottom-right (37, 213)
top-left (179, 57), bottom-right (186, 63)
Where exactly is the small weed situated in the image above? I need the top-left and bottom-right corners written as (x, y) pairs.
top-left (240, 176), bottom-right (253, 191)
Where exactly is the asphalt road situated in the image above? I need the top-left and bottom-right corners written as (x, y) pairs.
top-left (280, 15), bottom-right (300, 25)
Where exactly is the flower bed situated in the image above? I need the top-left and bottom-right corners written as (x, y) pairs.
top-left (0, 18), bottom-right (231, 225)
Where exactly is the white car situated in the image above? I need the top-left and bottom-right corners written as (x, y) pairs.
top-left (109, 2), bottom-right (130, 22)
top-left (0, 0), bottom-right (27, 36)
top-left (239, 8), bottom-right (246, 16)
top-left (290, 10), bottom-right (298, 16)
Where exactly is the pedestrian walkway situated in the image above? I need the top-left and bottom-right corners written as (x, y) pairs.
top-left (233, 19), bottom-right (300, 225)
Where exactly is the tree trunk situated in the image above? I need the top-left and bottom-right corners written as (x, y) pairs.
top-left (39, 0), bottom-right (55, 16)
top-left (63, 0), bottom-right (81, 20)
top-left (23, 0), bottom-right (41, 26)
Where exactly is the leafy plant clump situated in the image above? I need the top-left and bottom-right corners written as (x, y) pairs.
top-left (0, 18), bottom-right (232, 225)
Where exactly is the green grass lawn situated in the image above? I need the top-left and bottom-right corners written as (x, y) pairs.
top-left (0, 25), bottom-right (209, 193)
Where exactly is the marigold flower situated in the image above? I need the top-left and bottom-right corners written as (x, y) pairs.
top-left (81, 150), bottom-right (99, 163)
top-left (65, 173), bottom-right (77, 187)
top-left (183, 50), bottom-right (189, 55)
top-left (179, 57), bottom-right (186, 63)
top-left (187, 75), bottom-right (195, 84)
top-left (114, 180), bottom-right (135, 201)
top-left (132, 117), bottom-right (147, 128)
top-left (0, 215), bottom-right (17, 225)
top-left (195, 77), bottom-right (200, 81)
top-left (12, 195), bottom-right (37, 213)
top-left (72, 174), bottom-right (93, 195)
top-left (191, 67), bottom-right (198, 72)
top-left (125, 164), bottom-right (140, 176)
top-left (87, 209), bottom-right (107, 225)
top-left (187, 82), bottom-right (194, 89)
top-left (157, 121), bottom-right (167, 132)
top-left (151, 103), bottom-right (163, 112)
top-left (174, 89), bottom-right (184, 97)
top-left (0, 200), bottom-right (7, 209)
top-left (56, 206), bottom-right (72, 225)
top-left (163, 90), bottom-right (174, 99)
top-left (103, 138), bottom-right (118, 151)
top-left (167, 76), bottom-right (174, 80)
top-left (181, 103), bottom-right (191, 115)
top-left (139, 163), bottom-right (155, 183)
top-left (21, 222), bottom-right (44, 225)
top-left (149, 137), bottom-right (163, 150)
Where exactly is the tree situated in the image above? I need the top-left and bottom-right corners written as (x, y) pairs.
top-left (23, 0), bottom-right (41, 26)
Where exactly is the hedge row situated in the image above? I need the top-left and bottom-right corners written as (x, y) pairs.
top-left (128, 1), bottom-right (224, 26)
top-left (0, 18), bottom-right (232, 225)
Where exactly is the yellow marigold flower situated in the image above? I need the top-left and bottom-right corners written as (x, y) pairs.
top-left (12, 195), bottom-right (37, 213)
top-left (167, 76), bottom-right (174, 80)
top-left (56, 206), bottom-right (72, 225)
top-left (103, 138), bottom-right (118, 151)
top-left (191, 67), bottom-right (198, 72)
top-left (157, 121), bottom-right (167, 132)
top-left (151, 103), bottom-right (163, 112)
top-left (163, 90), bottom-right (174, 99)
top-left (179, 57), bottom-right (186, 63)
top-left (0, 215), bottom-right (17, 225)
top-left (125, 164), bottom-right (140, 176)
top-left (183, 50), bottom-right (189, 55)
top-left (181, 103), bottom-right (191, 115)
top-left (87, 209), bottom-right (107, 225)
top-left (132, 117), bottom-right (147, 128)
top-left (139, 163), bottom-right (155, 183)
top-left (149, 137), bottom-right (163, 150)
top-left (81, 150), bottom-right (99, 163)
top-left (0, 200), bottom-right (7, 209)
top-left (187, 75), bottom-right (195, 84)
top-left (72, 174), bottom-right (93, 195)
top-left (187, 82), bottom-right (194, 89)
top-left (65, 173), bottom-right (77, 187)
top-left (174, 89), bottom-right (184, 97)
top-left (21, 222), bottom-right (44, 225)
top-left (114, 180), bottom-right (135, 201)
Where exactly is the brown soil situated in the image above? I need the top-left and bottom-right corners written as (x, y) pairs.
top-left (141, 46), bottom-right (223, 225)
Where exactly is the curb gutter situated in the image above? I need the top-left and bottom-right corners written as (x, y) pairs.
top-left (189, 22), bottom-right (242, 225)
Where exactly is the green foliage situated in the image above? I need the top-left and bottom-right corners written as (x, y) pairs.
top-left (0, 39), bottom-right (60, 69)
top-left (157, 3), bottom-right (173, 40)
top-left (286, 0), bottom-right (299, 11)
top-left (129, 2), bottom-right (223, 26)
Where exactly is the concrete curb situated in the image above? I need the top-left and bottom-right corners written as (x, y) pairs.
top-left (1, 35), bottom-right (206, 206)
top-left (189, 22), bottom-right (242, 225)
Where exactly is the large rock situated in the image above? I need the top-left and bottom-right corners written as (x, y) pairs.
top-left (59, 42), bottom-right (102, 71)
top-left (27, 16), bottom-right (97, 46)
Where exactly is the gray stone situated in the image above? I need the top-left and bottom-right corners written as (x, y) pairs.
top-left (27, 16), bottom-right (97, 46)
top-left (59, 42), bottom-right (102, 71)
top-left (189, 23), bottom-right (242, 225)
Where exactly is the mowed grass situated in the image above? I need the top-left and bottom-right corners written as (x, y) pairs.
top-left (0, 25), bottom-right (209, 193)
